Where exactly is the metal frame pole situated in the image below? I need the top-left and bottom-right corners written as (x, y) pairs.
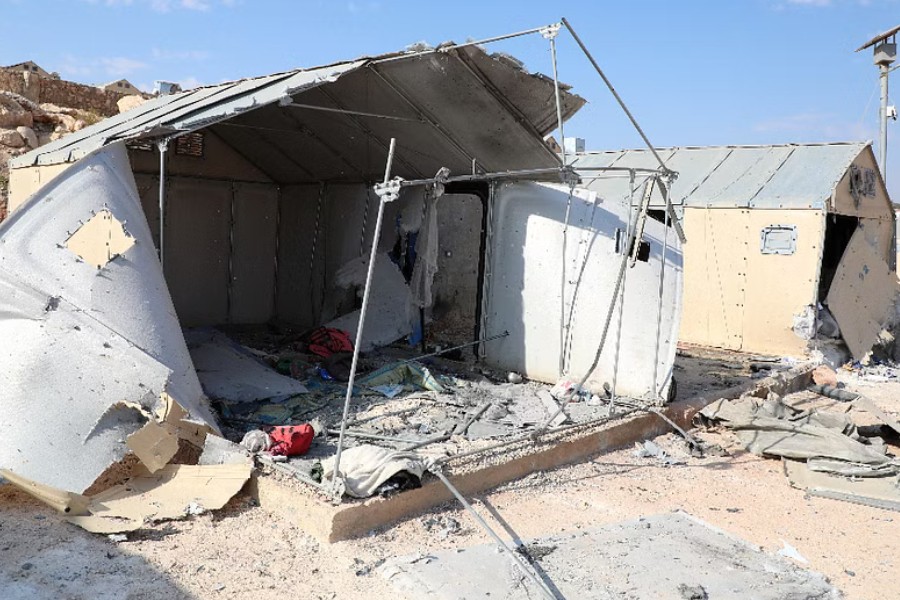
top-left (651, 177), bottom-right (673, 401)
top-left (372, 24), bottom-right (559, 64)
top-left (430, 468), bottom-right (558, 600)
top-left (610, 169), bottom-right (636, 407)
top-left (546, 23), bottom-right (566, 166)
top-left (537, 177), bottom-right (653, 433)
top-left (156, 139), bottom-right (169, 266)
top-left (329, 139), bottom-right (398, 500)
top-left (561, 17), bottom-right (671, 175)
top-left (880, 62), bottom-right (890, 179)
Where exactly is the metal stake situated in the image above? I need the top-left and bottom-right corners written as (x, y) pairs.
top-left (329, 138), bottom-right (398, 501)
top-left (156, 138), bottom-right (169, 267)
top-left (880, 61), bottom-right (890, 178)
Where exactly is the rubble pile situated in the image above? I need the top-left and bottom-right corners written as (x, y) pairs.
top-left (0, 90), bottom-right (101, 220)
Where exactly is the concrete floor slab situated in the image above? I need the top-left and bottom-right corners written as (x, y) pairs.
top-left (381, 512), bottom-right (841, 599)
top-left (251, 364), bottom-right (815, 542)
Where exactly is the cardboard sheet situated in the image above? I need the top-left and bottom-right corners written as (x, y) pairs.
top-left (66, 463), bottom-right (252, 533)
top-left (64, 209), bottom-right (135, 269)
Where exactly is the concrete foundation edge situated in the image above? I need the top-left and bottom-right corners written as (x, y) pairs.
top-left (250, 364), bottom-right (815, 543)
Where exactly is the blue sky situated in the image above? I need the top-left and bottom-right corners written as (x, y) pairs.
top-left (1, 0), bottom-right (899, 198)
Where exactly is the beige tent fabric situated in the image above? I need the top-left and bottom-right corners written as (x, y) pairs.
top-left (321, 444), bottom-right (428, 498)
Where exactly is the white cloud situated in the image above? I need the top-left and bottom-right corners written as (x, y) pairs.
top-left (99, 56), bottom-right (148, 76)
top-left (54, 54), bottom-right (148, 82)
top-left (176, 76), bottom-right (205, 90)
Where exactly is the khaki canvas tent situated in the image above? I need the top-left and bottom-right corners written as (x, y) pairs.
top-left (1, 40), bottom-right (684, 511)
top-left (572, 142), bottom-right (898, 360)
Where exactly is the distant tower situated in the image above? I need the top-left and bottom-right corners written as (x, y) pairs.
top-left (857, 25), bottom-right (898, 183)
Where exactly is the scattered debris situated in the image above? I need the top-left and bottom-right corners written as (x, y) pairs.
top-left (678, 583), bottom-right (709, 600)
top-left (633, 440), bottom-right (685, 466)
top-left (421, 515), bottom-right (461, 540)
top-left (777, 540), bottom-right (809, 564)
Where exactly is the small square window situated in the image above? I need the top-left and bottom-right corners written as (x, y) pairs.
top-left (175, 132), bottom-right (204, 157)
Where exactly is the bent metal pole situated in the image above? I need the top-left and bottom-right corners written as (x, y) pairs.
top-left (330, 138), bottom-right (398, 500)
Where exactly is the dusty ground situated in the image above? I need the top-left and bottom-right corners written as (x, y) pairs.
top-left (1, 364), bottom-right (897, 599)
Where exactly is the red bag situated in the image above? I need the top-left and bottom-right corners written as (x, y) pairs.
top-left (307, 327), bottom-right (353, 359)
top-left (267, 424), bottom-right (314, 457)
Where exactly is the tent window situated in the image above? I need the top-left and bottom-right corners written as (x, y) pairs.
top-left (127, 139), bottom-right (153, 152)
top-left (615, 229), bottom-right (650, 262)
top-left (175, 132), bottom-right (205, 157)
top-left (759, 225), bottom-right (797, 255)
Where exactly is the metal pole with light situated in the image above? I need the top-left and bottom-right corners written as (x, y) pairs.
top-left (857, 25), bottom-right (899, 182)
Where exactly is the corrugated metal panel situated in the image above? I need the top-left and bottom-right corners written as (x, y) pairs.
top-left (664, 146), bottom-right (734, 203)
top-left (695, 146), bottom-right (793, 207)
top-left (572, 143), bottom-right (867, 210)
top-left (750, 143), bottom-right (864, 209)
top-left (14, 65), bottom-right (362, 168)
top-left (574, 149), bottom-right (677, 205)
top-left (11, 44), bottom-right (586, 176)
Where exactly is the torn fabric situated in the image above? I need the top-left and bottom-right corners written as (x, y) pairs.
top-left (0, 142), bottom-right (217, 494)
top-left (321, 444), bottom-right (427, 498)
top-left (357, 361), bottom-right (449, 393)
top-left (408, 169), bottom-right (448, 309)
top-left (698, 395), bottom-right (898, 475)
top-left (186, 329), bottom-right (308, 403)
top-left (326, 253), bottom-right (414, 351)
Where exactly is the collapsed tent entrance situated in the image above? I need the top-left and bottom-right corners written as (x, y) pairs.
top-left (131, 155), bottom-right (488, 353)
top-left (818, 214), bottom-right (859, 301)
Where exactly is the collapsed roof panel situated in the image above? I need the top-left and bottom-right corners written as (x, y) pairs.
top-left (452, 46), bottom-right (585, 136)
top-left (373, 52), bottom-right (562, 173)
top-left (10, 63), bottom-right (365, 168)
top-left (0, 142), bottom-right (217, 493)
top-left (11, 45), bottom-right (584, 182)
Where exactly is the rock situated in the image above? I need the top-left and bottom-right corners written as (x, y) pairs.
top-left (16, 126), bottom-right (38, 149)
top-left (117, 94), bottom-right (146, 113)
top-left (54, 114), bottom-right (78, 132)
top-left (0, 95), bottom-right (33, 129)
top-left (0, 128), bottom-right (25, 148)
top-left (812, 365), bottom-right (838, 387)
top-left (507, 372), bottom-right (523, 384)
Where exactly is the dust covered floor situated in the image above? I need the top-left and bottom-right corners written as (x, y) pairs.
top-left (3, 422), bottom-right (897, 599)
top-left (201, 330), bottom-right (792, 499)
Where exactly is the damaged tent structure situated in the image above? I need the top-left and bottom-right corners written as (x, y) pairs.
top-left (1, 25), bottom-right (684, 526)
top-left (571, 142), bottom-right (899, 361)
